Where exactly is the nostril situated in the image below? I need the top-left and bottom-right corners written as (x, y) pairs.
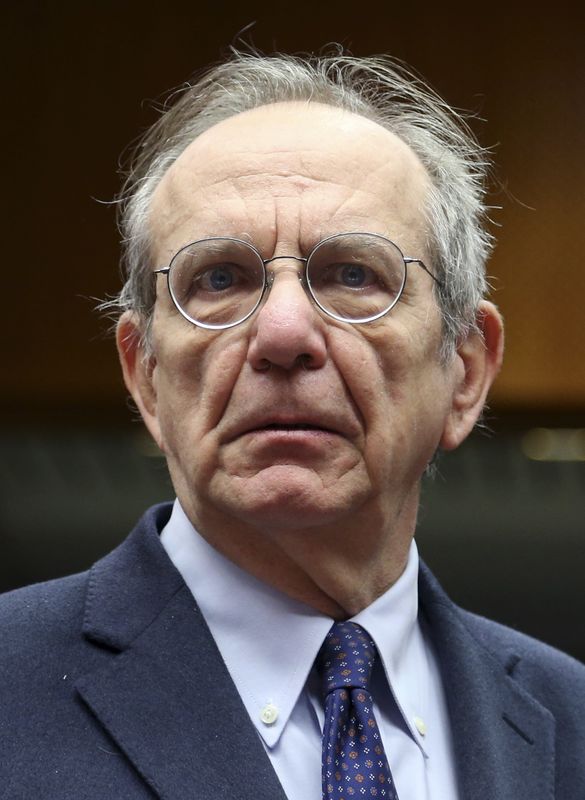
top-left (254, 355), bottom-right (312, 373)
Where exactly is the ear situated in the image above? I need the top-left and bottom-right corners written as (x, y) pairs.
top-left (440, 300), bottom-right (504, 451)
top-left (116, 311), bottom-right (165, 452)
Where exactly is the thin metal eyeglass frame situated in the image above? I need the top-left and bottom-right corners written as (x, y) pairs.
top-left (153, 231), bottom-right (442, 330)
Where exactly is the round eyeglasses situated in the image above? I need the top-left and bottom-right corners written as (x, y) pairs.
top-left (153, 231), bottom-right (441, 330)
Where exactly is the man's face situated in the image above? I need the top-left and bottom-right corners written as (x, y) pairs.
top-left (123, 103), bottom-right (474, 539)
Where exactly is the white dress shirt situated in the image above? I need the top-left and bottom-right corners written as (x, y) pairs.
top-left (160, 500), bottom-right (460, 800)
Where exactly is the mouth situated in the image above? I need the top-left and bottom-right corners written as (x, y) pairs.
top-left (228, 416), bottom-right (342, 443)
top-left (243, 422), bottom-right (338, 439)
top-left (258, 422), bottom-right (334, 432)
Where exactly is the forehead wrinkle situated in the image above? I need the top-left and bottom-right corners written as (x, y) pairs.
top-left (164, 145), bottom-right (347, 194)
top-left (332, 161), bottom-right (429, 247)
top-left (149, 103), bottom-right (431, 261)
top-left (262, 178), bottom-right (367, 255)
top-left (213, 169), bottom-right (350, 199)
top-left (351, 148), bottom-right (430, 209)
top-left (151, 172), bottom-right (262, 252)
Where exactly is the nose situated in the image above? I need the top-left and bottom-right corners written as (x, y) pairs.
top-left (247, 263), bottom-right (328, 372)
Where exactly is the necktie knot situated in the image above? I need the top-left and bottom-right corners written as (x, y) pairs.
top-left (317, 621), bottom-right (376, 696)
top-left (317, 621), bottom-right (399, 799)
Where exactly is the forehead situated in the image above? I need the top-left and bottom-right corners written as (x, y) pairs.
top-left (149, 102), bottom-right (431, 257)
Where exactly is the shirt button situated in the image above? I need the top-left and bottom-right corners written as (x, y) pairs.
top-left (260, 703), bottom-right (279, 725)
top-left (414, 716), bottom-right (427, 736)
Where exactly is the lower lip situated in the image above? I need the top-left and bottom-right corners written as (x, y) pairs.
top-left (234, 428), bottom-right (344, 462)
top-left (242, 427), bottom-right (338, 444)
top-left (251, 425), bottom-right (332, 435)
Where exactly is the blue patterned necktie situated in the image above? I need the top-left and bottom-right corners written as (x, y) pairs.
top-left (317, 621), bottom-right (399, 800)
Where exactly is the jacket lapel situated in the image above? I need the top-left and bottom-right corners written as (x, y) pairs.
top-left (75, 505), bottom-right (287, 800)
top-left (419, 564), bottom-right (555, 800)
top-left (73, 506), bottom-right (557, 799)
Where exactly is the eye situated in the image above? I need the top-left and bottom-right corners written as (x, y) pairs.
top-left (338, 263), bottom-right (369, 288)
top-left (328, 262), bottom-right (377, 289)
top-left (197, 263), bottom-right (237, 292)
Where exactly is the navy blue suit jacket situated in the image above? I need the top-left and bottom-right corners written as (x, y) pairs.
top-left (1, 503), bottom-right (584, 799)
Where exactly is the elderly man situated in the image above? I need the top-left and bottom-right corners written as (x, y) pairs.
top-left (1, 50), bottom-right (584, 799)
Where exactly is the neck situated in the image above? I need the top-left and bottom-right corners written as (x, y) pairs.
top-left (179, 494), bottom-right (418, 617)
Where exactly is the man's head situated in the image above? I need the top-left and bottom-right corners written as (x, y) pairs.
top-left (116, 51), bottom-right (493, 360)
top-left (115, 51), bottom-right (503, 615)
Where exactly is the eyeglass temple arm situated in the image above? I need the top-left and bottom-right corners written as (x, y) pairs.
top-left (404, 257), bottom-right (443, 288)
top-left (153, 267), bottom-right (170, 275)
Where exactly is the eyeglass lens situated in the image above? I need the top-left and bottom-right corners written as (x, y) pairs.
top-left (166, 233), bottom-right (407, 328)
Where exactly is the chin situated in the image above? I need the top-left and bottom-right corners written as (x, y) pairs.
top-left (230, 505), bottom-right (343, 532)
top-left (213, 468), bottom-right (363, 532)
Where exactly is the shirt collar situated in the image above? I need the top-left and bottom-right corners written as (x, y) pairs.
top-left (160, 499), bottom-right (428, 753)
top-left (352, 552), bottom-right (430, 753)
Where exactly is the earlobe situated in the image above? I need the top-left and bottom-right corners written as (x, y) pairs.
top-left (440, 300), bottom-right (504, 451)
top-left (116, 312), bottom-right (165, 451)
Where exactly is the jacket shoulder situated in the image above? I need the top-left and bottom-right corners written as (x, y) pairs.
top-left (0, 572), bottom-right (96, 698)
top-left (420, 560), bottom-right (585, 685)
top-left (460, 607), bottom-right (585, 694)
top-left (0, 571), bottom-right (89, 648)
top-left (0, 502), bottom-right (174, 664)
top-left (420, 560), bottom-right (585, 719)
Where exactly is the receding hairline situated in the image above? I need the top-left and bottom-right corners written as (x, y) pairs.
top-left (147, 99), bottom-right (433, 249)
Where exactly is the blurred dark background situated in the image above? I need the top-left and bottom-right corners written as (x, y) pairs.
top-left (2, 3), bottom-right (584, 660)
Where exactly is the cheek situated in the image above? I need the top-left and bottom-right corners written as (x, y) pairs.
top-left (330, 323), bottom-right (413, 422)
top-left (151, 323), bottom-right (248, 453)
top-left (330, 320), bottom-right (450, 469)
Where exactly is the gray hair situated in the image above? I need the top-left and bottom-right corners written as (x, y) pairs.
top-left (113, 48), bottom-right (493, 360)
